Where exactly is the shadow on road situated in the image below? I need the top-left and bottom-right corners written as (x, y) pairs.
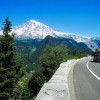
top-left (90, 60), bottom-right (100, 63)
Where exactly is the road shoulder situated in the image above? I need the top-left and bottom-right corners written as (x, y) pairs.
top-left (68, 61), bottom-right (77, 100)
top-left (68, 57), bottom-right (89, 100)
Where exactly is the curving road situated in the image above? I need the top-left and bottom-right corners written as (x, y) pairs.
top-left (74, 57), bottom-right (100, 100)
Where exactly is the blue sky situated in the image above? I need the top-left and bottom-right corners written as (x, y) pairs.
top-left (0, 0), bottom-right (100, 37)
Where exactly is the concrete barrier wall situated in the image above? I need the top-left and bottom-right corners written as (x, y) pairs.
top-left (35, 59), bottom-right (77, 100)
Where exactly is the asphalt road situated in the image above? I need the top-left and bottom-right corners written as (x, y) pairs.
top-left (74, 57), bottom-right (100, 100)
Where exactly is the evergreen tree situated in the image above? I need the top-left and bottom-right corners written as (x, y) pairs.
top-left (0, 17), bottom-right (24, 99)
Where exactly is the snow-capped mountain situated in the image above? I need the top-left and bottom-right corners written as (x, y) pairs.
top-left (0, 20), bottom-right (100, 50)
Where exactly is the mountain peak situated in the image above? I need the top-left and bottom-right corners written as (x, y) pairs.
top-left (27, 20), bottom-right (43, 25)
top-left (11, 20), bottom-right (56, 39)
top-left (27, 20), bottom-right (37, 23)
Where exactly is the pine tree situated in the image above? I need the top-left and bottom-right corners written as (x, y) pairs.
top-left (0, 17), bottom-right (24, 99)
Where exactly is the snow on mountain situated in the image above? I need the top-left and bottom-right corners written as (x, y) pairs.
top-left (10, 20), bottom-right (57, 39)
top-left (0, 20), bottom-right (99, 50)
top-left (10, 20), bottom-right (92, 41)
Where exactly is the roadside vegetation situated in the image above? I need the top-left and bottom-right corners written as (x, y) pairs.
top-left (0, 17), bottom-right (24, 99)
top-left (0, 18), bottom-right (88, 100)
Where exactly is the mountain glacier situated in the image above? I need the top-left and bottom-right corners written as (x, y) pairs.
top-left (0, 20), bottom-right (100, 50)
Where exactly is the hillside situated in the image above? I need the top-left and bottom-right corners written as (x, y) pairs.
top-left (15, 35), bottom-right (92, 71)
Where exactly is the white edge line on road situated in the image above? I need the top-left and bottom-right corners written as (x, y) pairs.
top-left (86, 60), bottom-right (100, 81)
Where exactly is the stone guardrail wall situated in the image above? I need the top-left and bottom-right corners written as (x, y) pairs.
top-left (35, 59), bottom-right (78, 100)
